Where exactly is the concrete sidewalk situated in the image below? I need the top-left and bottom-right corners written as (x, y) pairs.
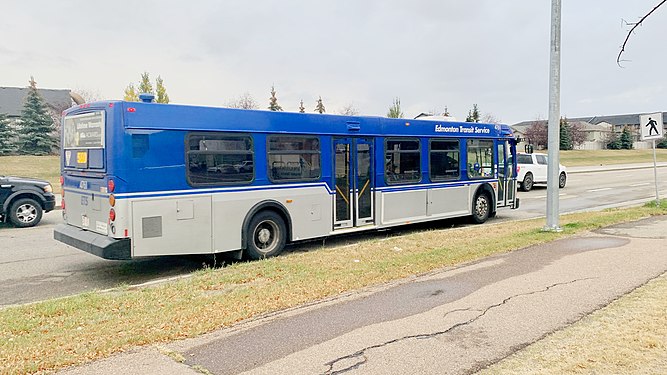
top-left (60, 215), bottom-right (667, 375)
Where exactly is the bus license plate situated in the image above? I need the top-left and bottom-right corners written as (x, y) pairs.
top-left (77, 151), bottom-right (87, 164)
top-left (82, 215), bottom-right (90, 228)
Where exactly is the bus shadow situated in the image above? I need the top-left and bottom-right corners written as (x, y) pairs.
top-left (284, 216), bottom-right (471, 255)
top-left (92, 216), bottom-right (475, 287)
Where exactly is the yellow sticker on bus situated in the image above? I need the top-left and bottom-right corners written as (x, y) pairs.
top-left (77, 151), bottom-right (87, 164)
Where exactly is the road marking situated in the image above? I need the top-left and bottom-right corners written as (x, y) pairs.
top-left (526, 193), bottom-right (570, 200)
top-left (587, 187), bottom-right (613, 192)
top-left (630, 183), bottom-right (650, 187)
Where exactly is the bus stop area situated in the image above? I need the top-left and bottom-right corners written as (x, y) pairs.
top-left (60, 214), bottom-right (667, 375)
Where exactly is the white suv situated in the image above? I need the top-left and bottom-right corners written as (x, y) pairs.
top-left (514, 153), bottom-right (567, 192)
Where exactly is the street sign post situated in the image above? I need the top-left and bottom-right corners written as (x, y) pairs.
top-left (640, 112), bottom-right (663, 205)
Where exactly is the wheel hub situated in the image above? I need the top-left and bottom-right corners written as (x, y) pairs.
top-left (257, 228), bottom-right (271, 244)
top-left (17, 205), bottom-right (36, 223)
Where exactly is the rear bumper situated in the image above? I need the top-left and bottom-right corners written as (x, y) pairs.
top-left (54, 224), bottom-right (131, 260)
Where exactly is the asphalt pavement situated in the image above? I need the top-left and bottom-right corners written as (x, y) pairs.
top-left (59, 214), bottom-right (667, 375)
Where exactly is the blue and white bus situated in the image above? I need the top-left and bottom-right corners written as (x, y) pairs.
top-left (54, 95), bottom-right (519, 260)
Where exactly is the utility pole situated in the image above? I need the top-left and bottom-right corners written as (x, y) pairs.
top-left (545, 0), bottom-right (562, 232)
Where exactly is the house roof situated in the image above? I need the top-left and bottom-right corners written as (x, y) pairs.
top-left (0, 87), bottom-right (72, 117)
top-left (510, 120), bottom-right (611, 134)
top-left (513, 112), bottom-right (667, 128)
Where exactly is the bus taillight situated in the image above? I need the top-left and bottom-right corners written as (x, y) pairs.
top-left (109, 208), bottom-right (116, 222)
top-left (61, 198), bottom-right (65, 210)
top-left (108, 179), bottom-right (115, 193)
top-left (109, 194), bottom-right (116, 207)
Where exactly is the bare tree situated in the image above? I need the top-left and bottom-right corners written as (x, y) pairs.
top-left (227, 93), bottom-right (259, 109)
top-left (481, 113), bottom-right (501, 124)
top-left (72, 88), bottom-right (103, 103)
top-left (525, 120), bottom-right (548, 148)
top-left (618, 0), bottom-right (667, 65)
top-left (338, 104), bottom-right (359, 116)
top-left (568, 121), bottom-right (587, 147)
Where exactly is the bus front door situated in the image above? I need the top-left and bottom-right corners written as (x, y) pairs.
top-left (334, 138), bottom-right (374, 229)
top-left (497, 140), bottom-right (516, 208)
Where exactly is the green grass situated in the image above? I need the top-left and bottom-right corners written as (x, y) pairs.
top-left (559, 149), bottom-right (667, 167)
top-left (1, 202), bottom-right (666, 373)
top-left (0, 155), bottom-right (60, 188)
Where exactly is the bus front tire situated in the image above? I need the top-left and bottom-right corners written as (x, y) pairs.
top-left (245, 211), bottom-right (287, 260)
top-left (471, 192), bottom-right (491, 224)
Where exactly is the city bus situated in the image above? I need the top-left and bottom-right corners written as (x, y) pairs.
top-left (54, 95), bottom-right (519, 260)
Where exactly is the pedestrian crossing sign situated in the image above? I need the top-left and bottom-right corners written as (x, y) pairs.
top-left (640, 112), bottom-right (664, 141)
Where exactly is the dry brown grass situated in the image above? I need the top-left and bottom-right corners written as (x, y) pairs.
top-left (1, 203), bottom-right (666, 374)
top-left (0, 155), bottom-right (60, 188)
top-left (479, 273), bottom-right (667, 374)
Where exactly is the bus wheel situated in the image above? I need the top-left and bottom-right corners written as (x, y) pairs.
top-left (9, 198), bottom-right (43, 228)
top-left (245, 211), bottom-right (287, 260)
top-left (471, 192), bottom-right (491, 224)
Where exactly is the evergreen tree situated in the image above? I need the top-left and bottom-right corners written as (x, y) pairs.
top-left (620, 126), bottom-right (634, 149)
top-left (606, 131), bottom-right (621, 150)
top-left (657, 135), bottom-right (667, 149)
top-left (268, 85), bottom-right (283, 111)
top-left (466, 104), bottom-right (480, 122)
top-left (155, 76), bottom-right (170, 103)
top-left (123, 72), bottom-right (169, 102)
top-left (387, 97), bottom-right (403, 118)
top-left (443, 106), bottom-right (450, 116)
top-left (19, 77), bottom-right (57, 155)
top-left (124, 83), bottom-right (139, 101)
top-left (314, 96), bottom-right (326, 114)
top-left (298, 100), bottom-right (305, 113)
top-left (0, 113), bottom-right (16, 155)
top-left (138, 72), bottom-right (154, 94)
top-left (559, 117), bottom-right (573, 150)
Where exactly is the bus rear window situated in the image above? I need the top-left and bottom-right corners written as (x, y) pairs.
top-left (63, 111), bottom-right (105, 169)
top-left (63, 111), bottom-right (105, 149)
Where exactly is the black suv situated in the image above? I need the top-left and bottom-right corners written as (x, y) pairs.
top-left (0, 175), bottom-right (56, 227)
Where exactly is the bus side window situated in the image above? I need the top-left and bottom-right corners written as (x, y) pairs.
top-left (268, 136), bottom-right (321, 182)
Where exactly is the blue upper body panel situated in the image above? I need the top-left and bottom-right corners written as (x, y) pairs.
top-left (62, 101), bottom-right (516, 195)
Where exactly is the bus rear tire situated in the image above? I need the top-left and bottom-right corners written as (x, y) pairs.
top-left (245, 211), bottom-right (287, 260)
top-left (471, 192), bottom-right (491, 224)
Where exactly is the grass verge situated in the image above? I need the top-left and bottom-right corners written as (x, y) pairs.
top-left (479, 272), bottom-right (667, 374)
top-left (0, 155), bottom-right (60, 188)
top-left (559, 149), bottom-right (667, 167)
top-left (1, 202), bottom-right (667, 374)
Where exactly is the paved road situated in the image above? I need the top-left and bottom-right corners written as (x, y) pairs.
top-left (1, 164), bottom-right (665, 307)
top-left (61, 214), bottom-right (667, 375)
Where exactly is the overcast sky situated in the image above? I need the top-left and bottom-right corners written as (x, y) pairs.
top-left (2, 1), bottom-right (666, 124)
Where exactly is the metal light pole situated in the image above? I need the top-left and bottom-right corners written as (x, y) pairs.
top-left (545, 0), bottom-right (562, 232)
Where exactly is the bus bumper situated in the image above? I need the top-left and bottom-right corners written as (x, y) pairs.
top-left (54, 224), bottom-right (131, 260)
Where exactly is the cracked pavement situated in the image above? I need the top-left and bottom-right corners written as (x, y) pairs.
top-left (60, 216), bottom-right (667, 375)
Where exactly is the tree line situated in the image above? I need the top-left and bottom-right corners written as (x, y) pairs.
top-left (523, 118), bottom-right (644, 150)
